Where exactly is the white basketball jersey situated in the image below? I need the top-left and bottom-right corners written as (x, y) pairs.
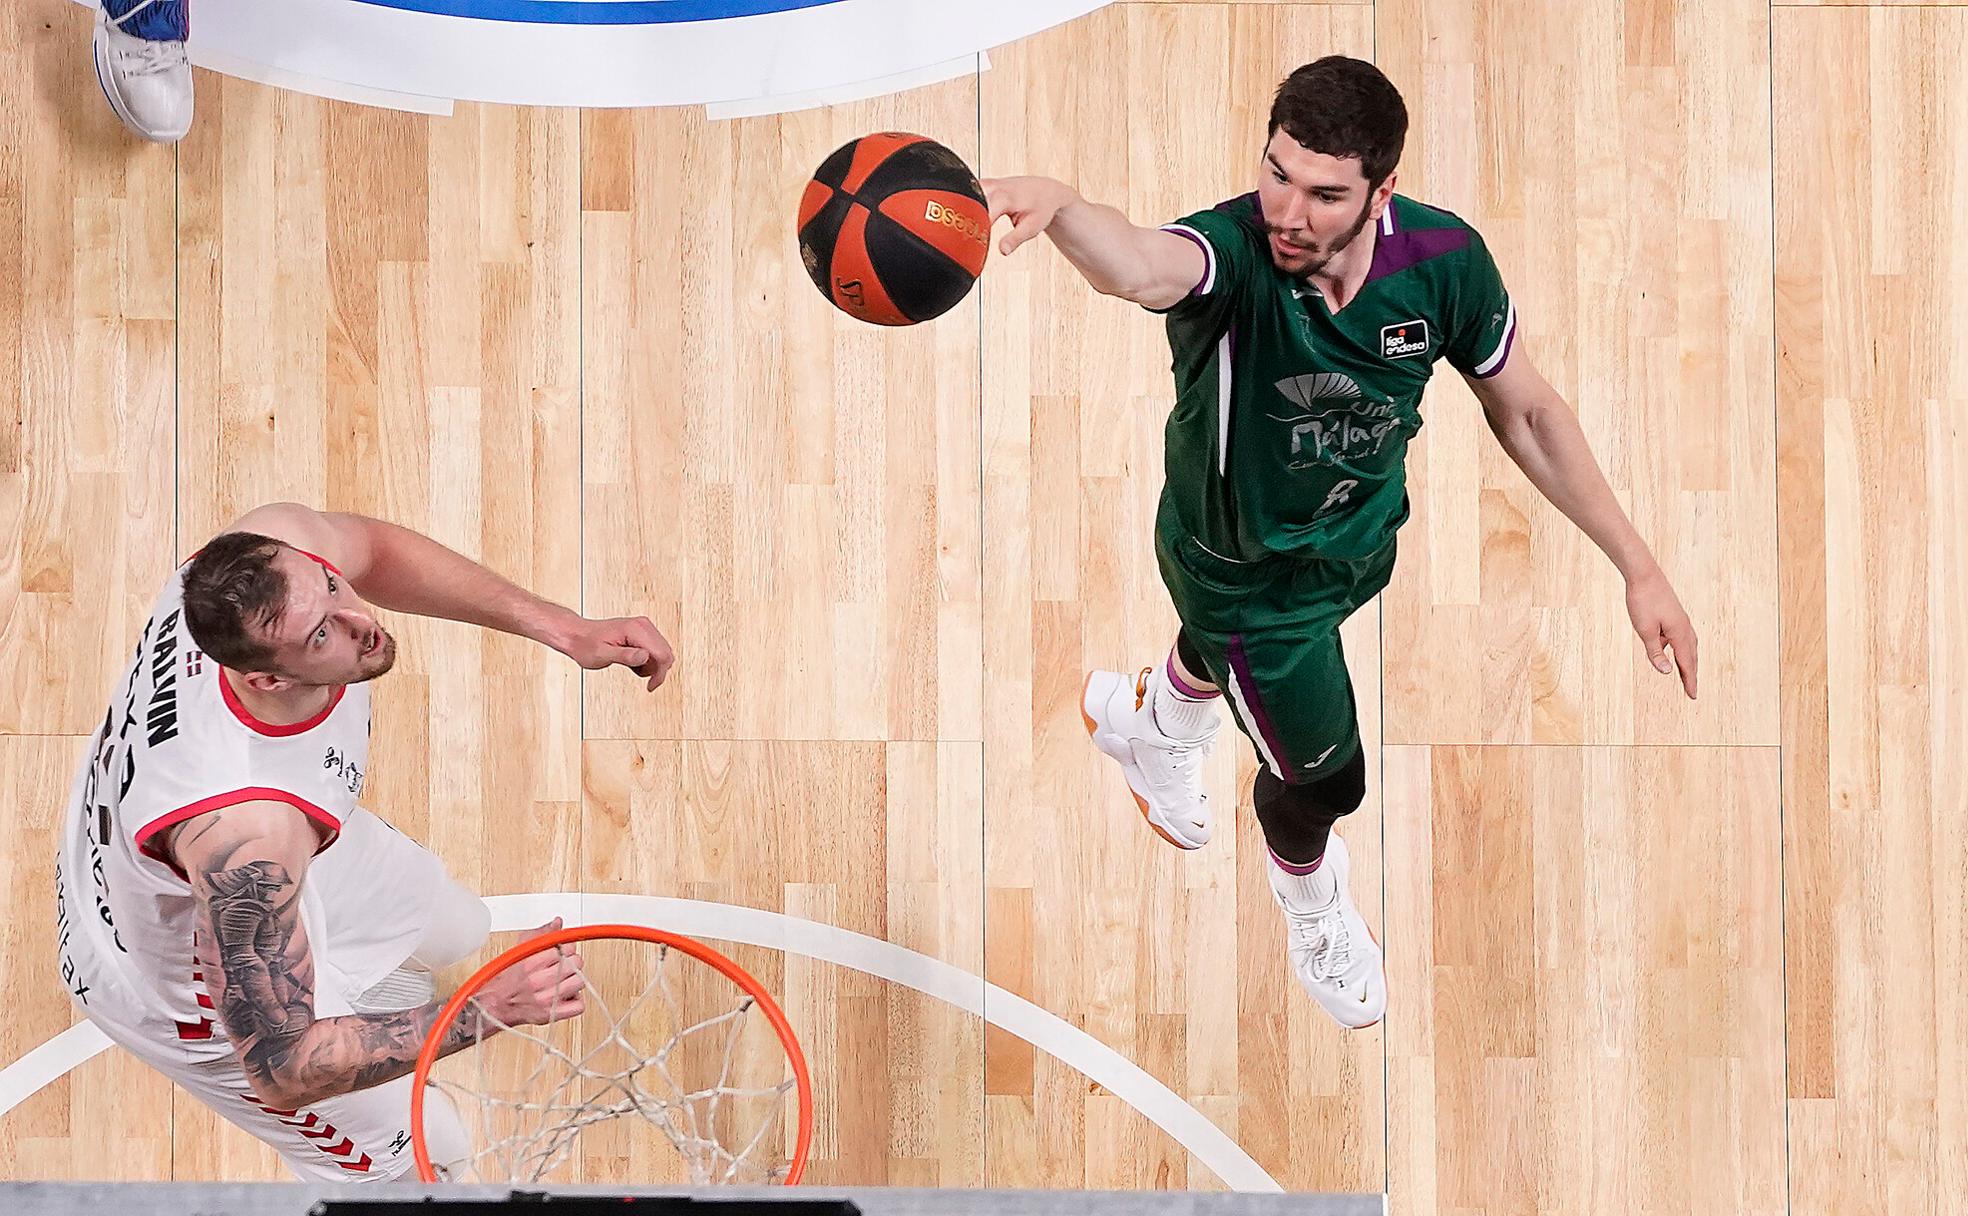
top-left (56, 552), bottom-right (372, 1059)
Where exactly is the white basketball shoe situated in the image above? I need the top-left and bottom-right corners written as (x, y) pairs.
top-left (1080, 667), bottom-right (1216, 849)
top-left (93, 0), bottom-right (194, 144)
top-left (1269, 832), bottom-right (1386, 1029)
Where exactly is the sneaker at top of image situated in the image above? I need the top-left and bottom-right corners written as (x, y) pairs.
top-left (93, 0), bottom-right (193, 144)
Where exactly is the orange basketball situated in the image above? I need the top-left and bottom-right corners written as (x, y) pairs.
top-left (796, 132), bottom-right (990, 326)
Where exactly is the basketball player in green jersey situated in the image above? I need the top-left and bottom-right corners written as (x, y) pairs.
top-left (984, 56), bottom-right (1698, 1028)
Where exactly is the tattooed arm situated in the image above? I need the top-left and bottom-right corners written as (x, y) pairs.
top-left (171, 803), bottom-right (586, 1110)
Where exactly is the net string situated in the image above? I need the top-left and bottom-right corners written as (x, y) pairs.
top-left (435, 940), bottom-right (798, 1185)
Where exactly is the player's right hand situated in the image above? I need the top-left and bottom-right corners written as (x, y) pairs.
top-left (559, 614), bottom-right (676, 693)
top-left (475, 918), bottom-right (587, 1027)
top-left (981, 176), bottom-right (1078, 256)
top-left (1625, 569), bottom-right (1699, 700)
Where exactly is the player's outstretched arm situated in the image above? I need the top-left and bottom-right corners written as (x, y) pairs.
top-left (223, 501), bottom-right (676, 691)
top-left (1465, 354), bottom-right (1700, 699)
top-left (982, 176), bottom-right (1206, 310)
top-left (172, 803), bottom-right (586, 1110)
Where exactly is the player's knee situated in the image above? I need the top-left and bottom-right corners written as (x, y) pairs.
top-left (1309, 746), bottom-right (1366, 813)
top-left (1252, 748), bottom-right (1366, 854)
top-left (409, 877), bottom-right (490, 973)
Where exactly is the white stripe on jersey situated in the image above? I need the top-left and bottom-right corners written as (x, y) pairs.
top-left (1472, 299), bottom-right (1517, 377)
top-left (1161, 223), bottom-right (1217, 296)
top-left (1215, 332), bottom-right (1233, 477)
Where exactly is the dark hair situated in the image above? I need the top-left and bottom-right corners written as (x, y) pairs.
top-left (1268, 57), bottom-right (1409, 188)
top-left (183, 531), bottom-right (292, 672)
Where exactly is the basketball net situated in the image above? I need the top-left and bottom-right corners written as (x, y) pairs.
top-left (411, 924), bottom-right (814, 1185)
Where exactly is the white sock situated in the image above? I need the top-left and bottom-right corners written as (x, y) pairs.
top-left (1149, 658), bottom-right (1220, 741)
top-left (1270, 849), bottom-right (1339, 909)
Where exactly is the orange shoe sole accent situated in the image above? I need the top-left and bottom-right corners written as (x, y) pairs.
top-left (1081, 672), bottom-right (1196, 851)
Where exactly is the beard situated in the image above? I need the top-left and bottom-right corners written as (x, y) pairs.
top-left (1272, 193), bottom-right (1377, 277)
top-left (347, 630), bottom-right (398, 684)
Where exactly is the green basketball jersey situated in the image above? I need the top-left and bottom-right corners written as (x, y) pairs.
top-left (1154, 192), bottom-right (1516, 562)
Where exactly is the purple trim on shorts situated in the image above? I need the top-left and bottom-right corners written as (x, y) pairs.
top-left (1270, 846), bottom-right (1324, 875)
top-left (1163, 226), bottom-right (1213, 297)
top-left (1366, 226), bottom-right (1471, 284)
top-left (1471, 315), bottom-right (1518, 379)
top-left (1227, 634), bottom-right (1293, 772)
top-left (1165, 655), bottom-right (1219, 700)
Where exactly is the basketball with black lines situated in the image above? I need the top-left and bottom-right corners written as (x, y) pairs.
top-left (797, 133), bottom-right (990, 326)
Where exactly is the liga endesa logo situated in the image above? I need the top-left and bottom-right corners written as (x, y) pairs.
top-left (183, 0), bottom-right (1118, 110)
top-left (1379, 320), bottom-right (1429, 360)
top-left (923, 199), bottom-right (989, 246)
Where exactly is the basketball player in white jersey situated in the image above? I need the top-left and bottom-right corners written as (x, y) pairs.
top-left (55, 501), bottom-right (675, 1181)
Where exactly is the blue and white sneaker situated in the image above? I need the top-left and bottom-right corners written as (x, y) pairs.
top-left (93, 0), bottom-right (193, 143)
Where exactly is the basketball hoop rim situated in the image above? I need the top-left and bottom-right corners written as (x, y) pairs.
top-left (409, 922), bottom-right (815, 1185)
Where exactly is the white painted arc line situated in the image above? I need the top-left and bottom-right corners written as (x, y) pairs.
top-left (488, 894), bottom-right (1281, 1193)
top-left (189, 46), bottom-right (457, 115)
top-left (0, 894), bottom-right (1281, 1193)
top-left (703, 51), bottom-right (989, 120)
top-left (0, 1022), bottom-right (113, 1121)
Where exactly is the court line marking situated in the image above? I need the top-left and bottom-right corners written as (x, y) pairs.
top-left (703, 50), bottom-right (987, 119)
top-left (0, 893), bottom-right (1281, 1193)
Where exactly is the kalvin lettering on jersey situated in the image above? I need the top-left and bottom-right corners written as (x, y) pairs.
top-left (145, 609), bottom-right (183, 749)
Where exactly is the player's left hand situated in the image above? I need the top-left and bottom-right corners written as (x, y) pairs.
top-left (1625, 569), bottom-right (1698, 699)
top-left (559, 615), bottom-right (676, 691)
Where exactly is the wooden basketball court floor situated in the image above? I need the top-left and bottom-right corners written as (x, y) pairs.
top-left (1, 0), bottom-right (1963, 1210)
